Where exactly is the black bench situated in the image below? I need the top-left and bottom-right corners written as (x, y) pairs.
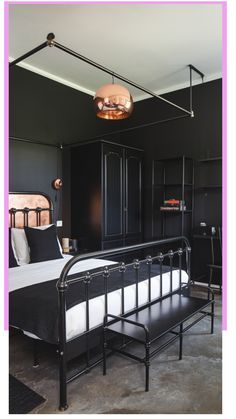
top-left (103, 284), bottom-right (214, 391)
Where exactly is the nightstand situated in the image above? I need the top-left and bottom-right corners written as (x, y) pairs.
top-left (63, 249), bottom-right (89, 256)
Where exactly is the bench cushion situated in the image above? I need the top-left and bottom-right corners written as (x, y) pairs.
top-left (106, 294), bottom-right (211, 343)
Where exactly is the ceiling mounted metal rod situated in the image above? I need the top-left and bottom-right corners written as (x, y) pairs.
top-left (9, 41), bottom-right (48, 67)
top-left (9, 33), bottom-right (194, 117)
top-left (189, 65), bottom-right (193, 114)
top-left (188, 64), bottom-right (204, 82)
top-left (53, 40), bottom-right (192, 116)
top-left (188, 64), bottom-right (205, 117)
top-left (64, 114), bottom-right (189, 148)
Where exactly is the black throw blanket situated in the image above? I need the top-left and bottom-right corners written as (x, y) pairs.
top-left (9, 263), bottom-right (173, 344)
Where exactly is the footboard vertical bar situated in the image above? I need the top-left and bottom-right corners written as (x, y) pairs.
top-left (146, 256), bottom-right (152, 303)
top-left (103, 318), bottom-right (107, 376)
top-left (134, 260), bottom-right (140, 308)
top-left (84, 272), bottom-right (90, 368)
top-left (57, 282), bottom-right (68, 411)
top-left (119, 263), bottom-right (126, 315)
top-left (169, 250), bottom-right (174, 293)
top-left (145, 340), bottom-right (150, 391)
top-left (178, 248), bottom-right (183, 290)
top-left (158, 253), bottom-right (164, 298)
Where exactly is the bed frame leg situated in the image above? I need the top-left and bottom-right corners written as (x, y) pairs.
top-left (58, 284), bottom-right (68, 411)
top-left (59, 350), bottom-right (68, 411)
top-left (179, 323), bottom-right (183, 360)
top-left (32, 339), bottom-right (39, 368)
top-left (103, 328), bottom-right (107, 376)
top-left (145, 342), bottom-right (150, 391)
top-left (211, 301), bottom-right (215, 334)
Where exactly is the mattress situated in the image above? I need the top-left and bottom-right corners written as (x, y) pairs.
top-left (9, 255), bottom-right (188, 342)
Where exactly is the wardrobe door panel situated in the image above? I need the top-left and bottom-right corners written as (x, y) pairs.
top-left (125, 149), bottom-right (142, 238)
top-left (103, 144), bottom-right (123, 241)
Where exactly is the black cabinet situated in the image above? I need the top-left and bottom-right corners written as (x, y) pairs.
top-left (71, 140), bottom-right (143, 251)
top-left (151, 156), bottom-right (194, 239)
top-left (103, 144), bottom-right (123, 241)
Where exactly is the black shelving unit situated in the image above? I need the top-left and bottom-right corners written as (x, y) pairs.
top-left (151, 156), bottom-right (194, 238)
top-left (192, 157), bottom-right (222, 285)
top-left (193, 157), bottom-right (222, 230)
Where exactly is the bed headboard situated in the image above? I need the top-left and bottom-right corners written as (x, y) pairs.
top-left (9, 192), bottom-right (53, 228)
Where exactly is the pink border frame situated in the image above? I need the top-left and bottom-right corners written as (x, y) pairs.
top-left (4, 0), bottom-right (227, 330)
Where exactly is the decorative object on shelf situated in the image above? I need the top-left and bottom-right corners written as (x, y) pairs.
top-left (160, 199), bottom-right (186, 212)
top-left (62, 237), bottom-right (70, 253)
top-left (94, 82), bottom-right (133, 120)
top-left (70, 238), bottom-right (78, 252)
top-left (52, 178), bottom-right (63, 190)
top-left (211, 226), bottom-right (216, 235)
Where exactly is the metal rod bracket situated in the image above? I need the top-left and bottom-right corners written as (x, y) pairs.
top-left (47, 33), bottom-right (55, 47)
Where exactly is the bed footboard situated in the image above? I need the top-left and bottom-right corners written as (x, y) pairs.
top-left (57, 236), bottom-right (191, 410)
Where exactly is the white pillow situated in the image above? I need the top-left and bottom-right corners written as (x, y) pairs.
top-left (11, 224), bottom-right (62, 265)
top-left (11, 228), bottom-right (30, 265)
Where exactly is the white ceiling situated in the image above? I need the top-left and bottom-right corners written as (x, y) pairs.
top-left (9, 3), bottom-right (222, 101)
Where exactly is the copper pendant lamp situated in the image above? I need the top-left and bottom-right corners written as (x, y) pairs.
top-left (94, 82), bottom-right (134, 120)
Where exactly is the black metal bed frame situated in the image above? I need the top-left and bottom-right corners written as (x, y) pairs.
top-left (9, 193), bottom-right (213, 411)
top-left (56, 236), bottom-right (194, 410)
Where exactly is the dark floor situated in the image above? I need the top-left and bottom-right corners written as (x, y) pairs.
top-left (9, 293), bottom-right (222, 414)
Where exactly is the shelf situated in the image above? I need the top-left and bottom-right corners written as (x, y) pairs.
top-left (163, 183), bottom-right (193, 187)
top-left (195, 185), bottom-right (222, 189)
top-left (192, 234), bottom-right (221, 240)
top-left (197, 157), bottom-right (222, 162)
top-left (160, 209), bottom-right (192, 213)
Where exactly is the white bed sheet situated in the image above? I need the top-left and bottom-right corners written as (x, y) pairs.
top-left (9, 256), bottom-right (188, 341)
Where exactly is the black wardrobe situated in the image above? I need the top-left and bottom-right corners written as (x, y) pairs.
top-left (71, 140), bottom-right (143, 251)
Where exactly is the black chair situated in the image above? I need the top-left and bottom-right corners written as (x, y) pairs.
top-left (207, 227), bottom-right (222, 295)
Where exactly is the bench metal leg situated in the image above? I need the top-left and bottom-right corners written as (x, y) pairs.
top-left (145, 342), bottom-right (150, 392)
top-left (179, 323), bottom-right (183, 360)
top-left (208, 268), bottom-right (213, 300)
top-left (211, 301), bottom-right (215, 334)
top-left (103, 328), bottom-right (107, 376)
top-left (32, 339), bottom-right (39, 368)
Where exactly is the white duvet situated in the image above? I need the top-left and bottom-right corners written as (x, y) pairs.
top-left (9, 255), bottom-right (188, 341)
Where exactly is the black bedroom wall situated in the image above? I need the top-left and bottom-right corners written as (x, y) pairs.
top-left (117, 78), bottom-right (222, 240)
top-left (9, 66), bottom-right (221, 240)
top-left (9, 66), bottom-right (117, 234)
top-left (118, 78), bottom-right (222, 159)
top-left (9, 140), bottom-right (63, 226)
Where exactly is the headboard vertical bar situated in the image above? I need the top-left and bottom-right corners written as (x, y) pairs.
top-left (9, 192), bottom-right (53, 229)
